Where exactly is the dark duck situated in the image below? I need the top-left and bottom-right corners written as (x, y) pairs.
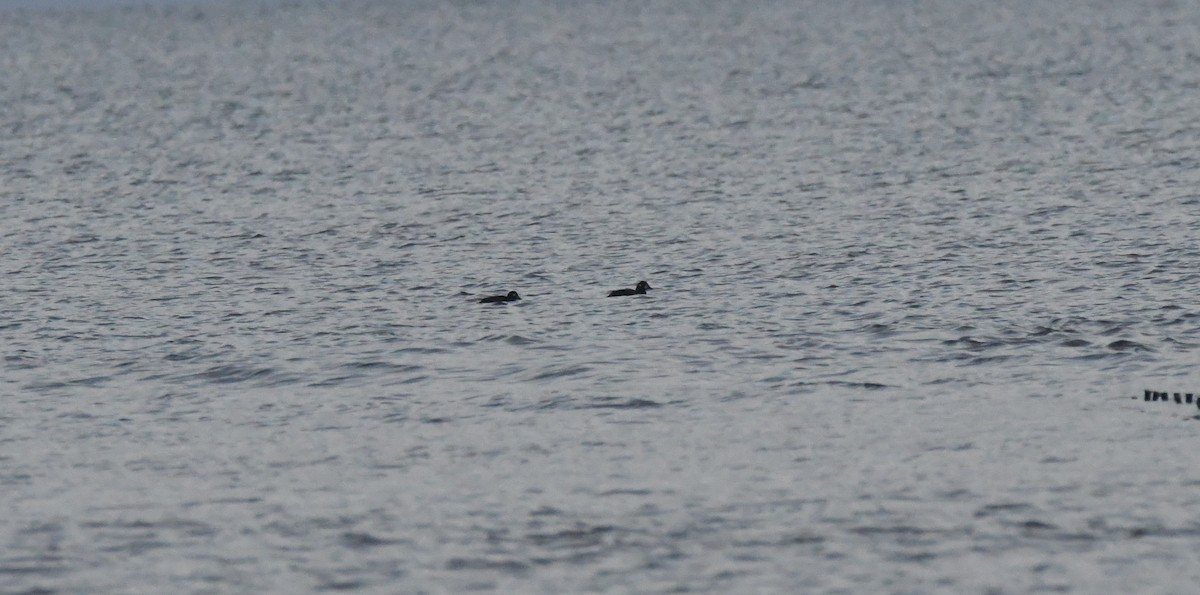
top-left (479, 290), bottom-right (521, 304)
top-left (607, 281), bottom-right (652, 297)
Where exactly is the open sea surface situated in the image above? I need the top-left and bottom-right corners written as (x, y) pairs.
top-left (3, 0), bottom-right (1200, 592)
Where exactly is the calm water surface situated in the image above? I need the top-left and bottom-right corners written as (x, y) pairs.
top-left (3, 0), bottom-right (1200, 592)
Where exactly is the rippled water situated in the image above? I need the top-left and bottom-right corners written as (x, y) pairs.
top-left (4, 0), bottom-right (1200, 592)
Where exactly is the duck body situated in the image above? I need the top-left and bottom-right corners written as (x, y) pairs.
top-left (480, 290), bottom-right (521, 304)
top-left (607, 281), bottom-right (652, 297)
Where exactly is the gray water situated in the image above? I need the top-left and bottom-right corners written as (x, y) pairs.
top-left (4, 0), bottom-right (1200, 592)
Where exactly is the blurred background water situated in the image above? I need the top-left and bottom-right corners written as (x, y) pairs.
top-left (3, 0), bottom-right (1200, 592)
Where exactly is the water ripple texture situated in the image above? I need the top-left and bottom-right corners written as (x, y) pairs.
top-left (2, 0), bottom-right (1199, 593)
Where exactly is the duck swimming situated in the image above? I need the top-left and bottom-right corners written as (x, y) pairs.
top-left (607, 281), bottom-right (652, 297)
top-left (479, 290), bottom-right (521, 304)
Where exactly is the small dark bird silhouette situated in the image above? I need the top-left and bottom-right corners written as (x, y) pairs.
top-left (608, 281), bottom-right (652, 297)
top-left (480, 290), bottom-right (521, 304)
